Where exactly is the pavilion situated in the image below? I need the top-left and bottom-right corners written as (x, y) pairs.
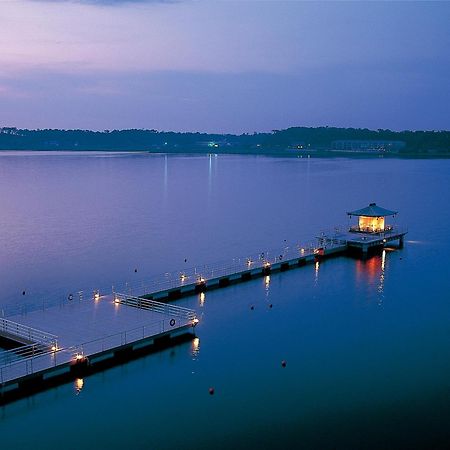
top-left (347, 203), bottom-right (397, 234)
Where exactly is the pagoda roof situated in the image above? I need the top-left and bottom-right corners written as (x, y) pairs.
top-left (347, 203), bottom-right (397, 217)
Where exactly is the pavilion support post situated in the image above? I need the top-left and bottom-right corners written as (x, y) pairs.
top-left (361, 245), bottom-right (369, 258)
top-left (399, 236), bottom-right (404, 249)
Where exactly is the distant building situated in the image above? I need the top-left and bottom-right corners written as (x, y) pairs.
top-left (331, 140), bottom-right (406, 152)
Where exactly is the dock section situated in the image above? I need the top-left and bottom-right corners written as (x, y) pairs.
top-left (1, 204), bottom-right (407, 405)
top-left (0, 294), bottom-right (197, 404)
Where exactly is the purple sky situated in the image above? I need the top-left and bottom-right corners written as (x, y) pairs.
top-left (0, 0), bottom-right (449, 133)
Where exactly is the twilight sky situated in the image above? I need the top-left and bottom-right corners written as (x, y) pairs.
top-left (0, 0), bottom-right (449, 133)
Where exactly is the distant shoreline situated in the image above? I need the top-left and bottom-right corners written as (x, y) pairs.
top-left (1, 126), bottom-right (449, 157)
top-left (0, 148), bottom-right (449, 159)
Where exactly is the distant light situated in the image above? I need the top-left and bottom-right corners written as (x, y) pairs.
top-left (51, 345), bottom-right (58, 352)
top-left (263, 262), bottom-right (271, 268)
top-left (180, 273), bottom-right (188, 282)
top-left (75, 353), bottom-right (84, 362)
top-left (246, 258), bottom-right (253, 267)
top-left (197, 277), bottom-right (206, 284)
top-left (193, 318), bottom-right (199, 325)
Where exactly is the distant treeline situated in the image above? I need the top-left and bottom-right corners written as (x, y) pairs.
top-left (0, 126), bottom-right (449, 154)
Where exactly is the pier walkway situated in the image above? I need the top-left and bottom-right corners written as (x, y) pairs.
top-left (1, 222), bottom-right (406, 405)
top-left (0, 293), bottom-right (197, 402)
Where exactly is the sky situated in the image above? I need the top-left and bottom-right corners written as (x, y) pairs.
top-left (0, 0), bottom-right (449, 133)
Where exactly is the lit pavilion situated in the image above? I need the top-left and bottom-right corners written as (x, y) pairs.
top-left (347, 203), bottom-right (397, 234)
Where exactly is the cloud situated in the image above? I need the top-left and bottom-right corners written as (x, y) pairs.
top-left (29, 0), bottom-right (179, 5)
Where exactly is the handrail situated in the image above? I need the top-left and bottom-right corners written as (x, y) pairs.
top-left (114, 294), bottom-right (197, 320)
top-left (0, 343), bottom-right (52, 367)
top-left (114, 242), bottom-right (330, 298)
top-left (0, 317), bottom-right (58, 347)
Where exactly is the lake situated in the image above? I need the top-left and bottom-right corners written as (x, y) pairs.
top-left (0, 152), bottom-right (449, 449)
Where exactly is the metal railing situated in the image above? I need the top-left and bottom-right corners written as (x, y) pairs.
top-left (0, 236), bottom-right (350, 322)
top-left (114, 294), bottom-right (197, 321)
top-left (348, 225), bottom-right (408, 235)
top-left (0, 317), bottom-right (58, 347)
top-left (0, 286), bottom-right (110, 318)
top-left (0, 343), bottom-right (52, 367)
top-left (113, 243), bottom-right (331, 298)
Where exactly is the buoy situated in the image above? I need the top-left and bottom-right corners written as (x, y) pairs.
top-left (68, 294), bottom-right (74, 301)
top-left (169, 318), bottom-right (176, 327)
top-left (134, 268), bottom-right (138, 273)
top-left (209, 387), bottom-right (215, 395)
top-left (281, 360), bottom-right (287, 368)
top-left (269, 304), bottom-right (273, 309)
top-left (184, 258), bottom-right (187, 263)
top-left (22, 291), bottom-right (25, 296)
top-left (250, 305), bottom-right (254, 310)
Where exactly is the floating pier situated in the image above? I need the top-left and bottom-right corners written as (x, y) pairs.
top-left (0, 294), bottom-right (197, 404)
top-left (0, 203), bottom-right (407, 405)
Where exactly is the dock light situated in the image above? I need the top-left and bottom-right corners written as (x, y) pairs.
top-left (197, 277), bottom-right (206, 284)
top-left (383, 238), bottom-right (387, 243)
top-left (193, 318), bottom-right (199, 326)
top-left (263, 262), bottom-right (271, 268)
top-left (94, 290), bottom-right (100, 300)
top-left (300, 248), bottom-right (305, 254)
top-left (246, 258), bottom-right (253, 267)
top-left (180, 273), bottom-right (188, 282)
top-left (75, 353), bottom-right (84, 362)
top-left (51, 345), bottom-right (58, 352)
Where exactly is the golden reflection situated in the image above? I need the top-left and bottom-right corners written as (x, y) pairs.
top-left (74, 378), bottom-right (84, 395)
top-left (314, 261), bottom-right (320, 284)
top-left (199, 292), bottom-right (205, 307)
top-left (191, 337), bottom-right (200, 359)
top-left (264, 275), bottom-right (270, 289)
top-left (377, 250), bottom-right (386, 300)
top-left (355, 251), bottom-right (388, 305)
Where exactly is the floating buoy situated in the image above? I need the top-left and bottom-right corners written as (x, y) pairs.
top-left (22, 291), bottom-right (25, 296)
top-left (269, 304), bottom-right (273, 309)
top-left (68, 294), bottom-right (74, 301)
top-left (184, 258), bottom-right (187, 263)
top-left (169, 318), bottom-right (176, 327)
top-left (134, 268), bottom-right (138, 273)
top-left (209, 387), bottom-right (215, 395)
top-left (250, 305), bottom-right (254, 310)
top-left (281, 360), bottom-right (287, 368)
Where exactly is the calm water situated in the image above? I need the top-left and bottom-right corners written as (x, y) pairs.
top-left (0, 152), bottom-right (449, 449)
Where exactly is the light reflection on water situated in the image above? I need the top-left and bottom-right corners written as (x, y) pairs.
top-left (0, 153), bottom-right (449, 449)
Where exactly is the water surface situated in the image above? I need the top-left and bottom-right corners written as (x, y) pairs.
top-left (0, 152), bottom-right (449, 449)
